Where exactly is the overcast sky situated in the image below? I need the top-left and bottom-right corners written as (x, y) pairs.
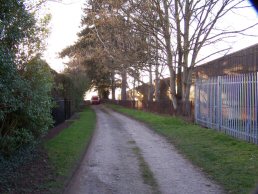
top-left (43, 0), bottom-right (85, 72)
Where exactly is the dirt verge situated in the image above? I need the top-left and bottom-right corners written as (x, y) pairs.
top-left (0, 114), bottom-right (79, 194)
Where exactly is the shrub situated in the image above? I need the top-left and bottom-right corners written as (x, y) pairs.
top-left (21, 57), bottom-right (54, 137)
top-left (0, 54), bottom-right (54, 155)
top-left (0, 0), bottom-right (53, 155)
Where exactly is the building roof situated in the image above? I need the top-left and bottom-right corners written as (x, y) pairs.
top-left (195, 43), bottom-right (258, 78)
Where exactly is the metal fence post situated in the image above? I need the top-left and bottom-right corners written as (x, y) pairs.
top-left (194, 79), bottom-right (199, 123)
top-left (217, 76), bottom-right (222, 130)
top-left (256, 72), bottom-right (258, 144)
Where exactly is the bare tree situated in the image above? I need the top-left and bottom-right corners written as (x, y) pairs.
top-left (124, 0), bottom-right (178, 108)
top-left (125, 0), bottom-right (258, 114)
top-left (172, 0), bottom-right (258, 114)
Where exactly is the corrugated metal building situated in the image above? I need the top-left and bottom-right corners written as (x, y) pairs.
top-left (195, 43), bottom-right (258, 79)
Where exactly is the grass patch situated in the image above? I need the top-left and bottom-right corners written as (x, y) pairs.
top-left (132, 146), bottom-right (160, 194)
top-left (108, 104), bottom-right (258, 194)
top-left (44, 107), bottom-right (96, 191)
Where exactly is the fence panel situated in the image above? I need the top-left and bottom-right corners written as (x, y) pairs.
top-left (195, 73), bottom-right (258, 144)
top-left (52, 99), bottom-right (72, 126)
top-left (195, 78), bottom-right (218, 129)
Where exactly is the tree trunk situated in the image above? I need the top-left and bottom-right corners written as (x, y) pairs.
top-left (111, 70), bottom-right (116, 100)
top-left (168, 66), bottom-right (178, 111)
top-left (121, 69), bottom-right (127, 100)
top-left (162, 0), bottom-right (177, 110)
top-left (175, 0), bottom-right (182, 101)
top-left (177, 66), bottom-right (182, 100)
top-left (182, 67), bottom-right (193, 116)
top-left (155, 64), bottom-right (160, 102)
top-left (154, 32), bottom-right (160, 102)
top-left (148, 64), bottom-right (153, 102)
top-left (181, 0), bottom-right (191, 115)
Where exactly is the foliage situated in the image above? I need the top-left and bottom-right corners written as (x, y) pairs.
top-left (21, 57), bottom-right (54, 137)
top-left (0, 142), bottom-right (38, 192)
top-left (52, 68), bottom-right (90, 111)
top-left (0, 48), bottom-right (25, 119)
top-left (60, 0), bottom-right (149, 98)
top-left (0, 0), bottom-right (50, 64)
top-left (0, 55), bottom-right (54, 155)
top-left (0, 0), bottom-right (53, 155)
top-left (45, 108), bottom-right (95, 190)
top-left (60, 24), bottom-right (113, 96)
top-left (0, 0), bottom-right (35, 50)
top-left (108, 104), bottom-right (258, 194)
top-left (0, 48), bottom-right (30, 154)
top-left (64, 68), bottom-right (90, 110)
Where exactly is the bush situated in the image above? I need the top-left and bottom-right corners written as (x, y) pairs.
top-left (21, 57), bottom-right (54, 137)
top-left (0, 141), bottom-right (38, 191)
top-left (0, 1), bottom-right (53, 155)
top-left (53, 69), bottom-right (90, 112)
top-left (0, 49), bottom-right (26, 120)
top-left (0, 54), bottom-right (54, 155)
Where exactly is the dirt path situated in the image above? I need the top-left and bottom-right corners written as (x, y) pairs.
top-left (65, 105), bottom-right (224, 194)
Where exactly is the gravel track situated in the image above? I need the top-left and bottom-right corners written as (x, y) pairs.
top-left (65, 105), bottom-right (224, 194)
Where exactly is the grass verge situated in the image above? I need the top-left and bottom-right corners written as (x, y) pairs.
top-left (108, 104), bottom-right (258, 194)
top-left (44, 107), bottom-right (96, 192)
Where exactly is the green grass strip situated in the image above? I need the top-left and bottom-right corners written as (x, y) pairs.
top-left (108, 104), bottom-right (258, 194)
top-left (44, 107), bottom-right (96, 190)
top-left (132, 146), bottom-right (160, 194)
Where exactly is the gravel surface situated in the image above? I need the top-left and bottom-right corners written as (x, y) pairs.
top-left (65, 105), bottom-right (224, 194)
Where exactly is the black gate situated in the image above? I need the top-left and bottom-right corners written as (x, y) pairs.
top-left (52, 99), bottom-right (71, 126)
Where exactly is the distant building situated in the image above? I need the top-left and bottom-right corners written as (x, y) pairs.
top-left (126, 43), bottom-right (258, 103)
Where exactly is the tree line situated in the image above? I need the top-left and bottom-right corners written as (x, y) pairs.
top-left (61, 0), bottom-right (257, 115)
